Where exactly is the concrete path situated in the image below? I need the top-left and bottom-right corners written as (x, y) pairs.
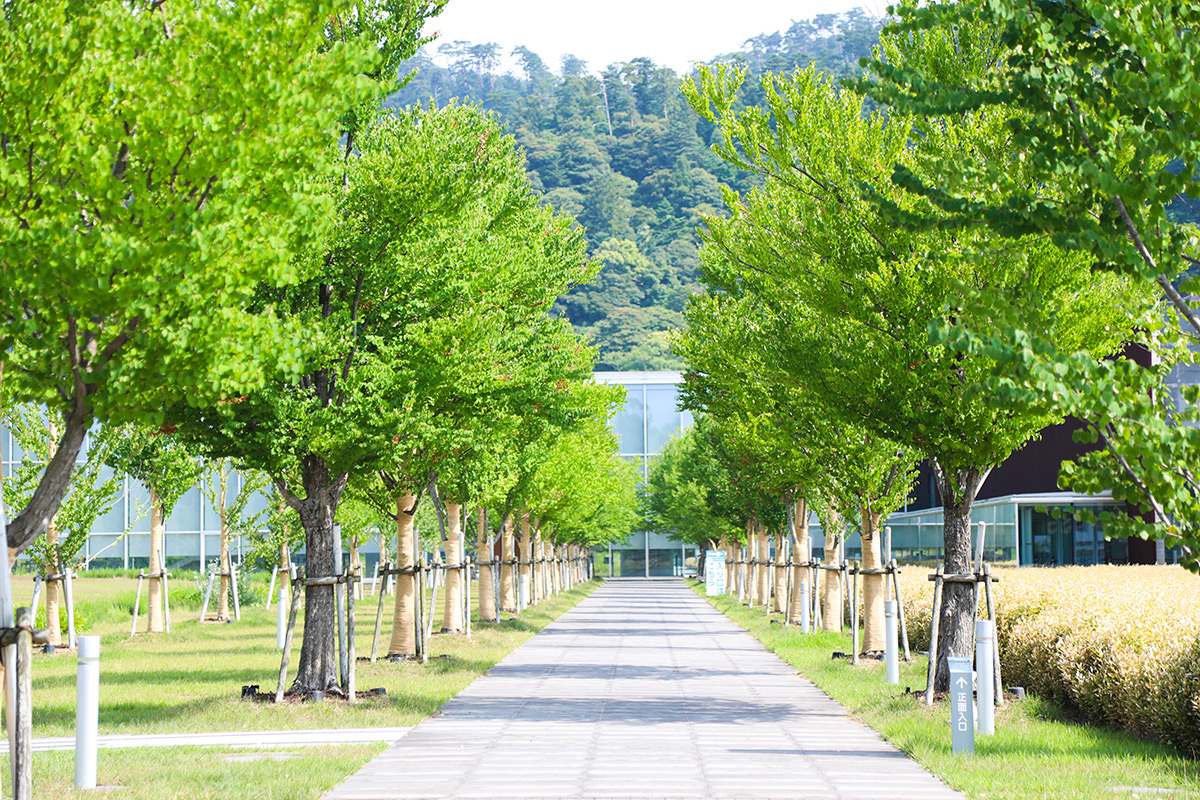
top-left (0, 727), bottom-right (411, 754)
top-left (324, 580), bottom-right (965, 800)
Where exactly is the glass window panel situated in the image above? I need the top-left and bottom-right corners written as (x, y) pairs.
top-left (166, 532), bottom-right (201, 557)
top-left (645, 384), bottom-right (681, 453)
top-left (87, 534), bottom-right (124, 567)
top-left (166, 487), bottom-right (201, 532)
top-left (92, 471), bottom-right (128, 534)
top-left (127, 533), bottom-right (150, 559)
top-left (204, 535), bottom-right (221, 569)
top-left (610, 384), bottom-right (645, 454)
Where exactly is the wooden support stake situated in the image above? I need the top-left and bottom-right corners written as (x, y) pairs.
top-left (64, 569), bottom-right (77, 650)
top-left (14, 607), bottom-right (33, 800)
top-left (890, 560), bottom-right (911, 661)
top-left (161, 566), bottom-right (171, 634)
top-left (231, 561), bottom-right (241, 622)
top-left (199, 569), bottom-right (216, 622)
top-left (984, 563), bottom-right (1003, 705)
top-left (130, 575), bottom-right (144, 636)
top-left (851, 562), bottom-right (859, 664)
top-left (370, 562), bottom-right (388, 663)
top-left (275, 569), bottom-right (302, 703)
top-left (29, 577), bottom-right (41, 620)
top-left (924, 565), bottom-right (944, 706)
top-left (346, 566), bottom-right (356, 702)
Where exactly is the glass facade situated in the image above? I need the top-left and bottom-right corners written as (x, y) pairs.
top-left (810, 493), bottom-right (1149, 567)
top-left (592, 371), bottom-right (697, 577)
top-left (0, 423), bottom-right (331, 572)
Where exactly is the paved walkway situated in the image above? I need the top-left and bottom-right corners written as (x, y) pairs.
top-left (325, 579), bottom-right (964, 800)
top-left (0, 728), bottom-right (411, 754)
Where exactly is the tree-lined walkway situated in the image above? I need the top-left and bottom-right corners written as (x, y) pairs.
top-left (324, 580), bottom-right (963, 799)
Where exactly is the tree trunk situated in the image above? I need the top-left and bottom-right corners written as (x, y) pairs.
top-left (387, 492), bottom-right (418, 658)
top-left (285, 457), bottom-right (347, 694)
top-left (441, 503), bottom-right (464, 633)
top-left (745, 520), bottom-right (756, 605)
top-left (932, 461), bottom-right (989, 691)
top-left (822, 505), bottom-right (843, 631)
top-left (45, 519), bottom-right (62, 646)
top-left (860, 508), bottom-right (885, 654)
top-left (147, 485), bottom-right (165, 633)
top-left (477, 508), bottom-right (497, 622)
top-left (789, 499), bottom-right (809, 624)
top-left (500, 517), bottom-right (515, 612)
top-left (5, 397), bottom-right (91, 555)
top-left (773, 531), bottom-right (787, 613)
top-left (518, 513), bottom-right (532, 606)
top-left (217, 468), bottom-right (230, 622)
top-left (756, 522), bottom-right (770, 607)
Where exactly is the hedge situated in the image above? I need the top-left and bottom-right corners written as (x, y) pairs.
top-left (895, 565), bottom-right (1200, 756)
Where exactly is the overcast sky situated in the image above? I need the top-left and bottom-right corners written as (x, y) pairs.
top-left (425, 0), bottom-right (883, 75)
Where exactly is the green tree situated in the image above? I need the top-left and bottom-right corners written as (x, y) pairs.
top-left (107, 425), bottom-right (201, 633)
top-left (2, 406), bottom-right (128, 644)
top-left (683, 45), bottom-right (1144, 686)
top-left (859, 0), bottom-right (1200, 566)
top-left (0, 0), bottom-right (390, 556)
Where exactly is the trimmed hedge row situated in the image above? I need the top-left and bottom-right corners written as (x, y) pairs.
top-left (896, 565), bottom-right (1200, 756)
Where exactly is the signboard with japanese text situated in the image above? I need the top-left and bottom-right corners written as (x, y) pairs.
top-left (705, 551), bottom-right (726, 596)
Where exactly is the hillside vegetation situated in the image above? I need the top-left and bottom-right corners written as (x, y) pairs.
top-left (388, 10), bottom-right (883, 369)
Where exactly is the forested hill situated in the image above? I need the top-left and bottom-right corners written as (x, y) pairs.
top-left (387, 9), bottom-right (883, 370)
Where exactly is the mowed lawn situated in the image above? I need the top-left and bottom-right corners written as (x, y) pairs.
top-left (2, 574), bottom-right (599, 799)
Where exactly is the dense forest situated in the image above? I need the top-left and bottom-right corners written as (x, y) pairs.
top-left (387, 9), bottom-right (884, 369)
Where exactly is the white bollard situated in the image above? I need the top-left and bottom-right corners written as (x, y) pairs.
top-left (75, 636), bottom-right (101, 789)
top-left (885, 600), bottom-right (899, 684)
top-left (975, 619), bottom-right (995, 735)
top-left (276, 582), bottom-right (287, 649)
top-left (799, 582), bottom-right (810, 633)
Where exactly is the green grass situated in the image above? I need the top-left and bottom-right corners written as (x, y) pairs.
top-left (2, 744), bottom-right (386, 800)
top-left (692, 580), bottom-right (1200, 800)
top-left (13, 574), bottom-right (599, 737)
top-left (0, 575), bottom-right (599, 799)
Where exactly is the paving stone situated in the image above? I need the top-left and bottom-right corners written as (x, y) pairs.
top-left (322, 580), bottom-right (965, 800)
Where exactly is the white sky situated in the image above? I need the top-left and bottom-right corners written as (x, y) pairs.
top-left (425, 0), bottom-right (884, 76)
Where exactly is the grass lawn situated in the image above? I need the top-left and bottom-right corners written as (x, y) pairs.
top-left (1, 574), bottom-right (599, 799)
top-left (692, 580), bottom-right (1200, 800)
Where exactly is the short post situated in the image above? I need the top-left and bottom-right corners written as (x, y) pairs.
top-left (885, 600), bottom-right (899, 685)
top-left (799, 581), bottom-right (810, 633)
top-left (948, 655), bottom-right (975, 754)
top-left (975, 619), bottom-right (995, 735)
top-left (75, 636), bottom-right (101, 789)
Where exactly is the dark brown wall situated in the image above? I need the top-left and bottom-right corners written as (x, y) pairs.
top-left (903, 417), bottom-right (1099, 511)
